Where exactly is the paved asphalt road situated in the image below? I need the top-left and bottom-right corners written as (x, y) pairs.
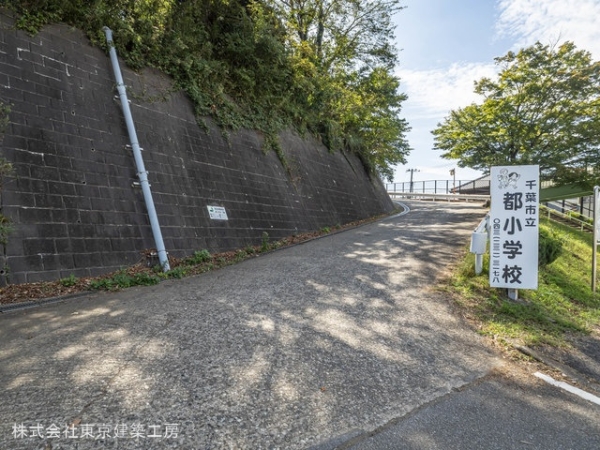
top-left (1, 201), bottom-right (599, 450)
top-left (342, 368), bottom-right (600, 450)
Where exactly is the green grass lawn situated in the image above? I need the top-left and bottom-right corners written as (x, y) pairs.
top-left (444, 217), bottom-right (600, 349)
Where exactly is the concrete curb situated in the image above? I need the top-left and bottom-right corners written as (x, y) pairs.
top-left (0, 291), bottom-right (92, 315)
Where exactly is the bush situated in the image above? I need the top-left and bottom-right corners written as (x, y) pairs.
top-left (261, 232), bottom-right (270, 252)
top-left (538, 226), bottom-right (563, 266)
top-left (89, 270), bottom-right (160, 290)
top-left (187, 249), bottom-right (211, 265)
top-left (4, 0), bottom-right (409, 179)
top-left (59, 274), bottom-right (78, 287)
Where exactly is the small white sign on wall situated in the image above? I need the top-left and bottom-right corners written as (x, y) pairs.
top-left (489, 165), bottom-right (539, 289)
top-left (207, 205), bottom-right (228, 221)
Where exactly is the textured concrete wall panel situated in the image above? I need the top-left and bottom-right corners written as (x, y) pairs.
top-left (0, 13), bottom-right (394, 284)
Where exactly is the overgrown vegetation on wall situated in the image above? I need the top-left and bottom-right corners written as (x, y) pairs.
top-left (2, 0), bottom-right (411, 180)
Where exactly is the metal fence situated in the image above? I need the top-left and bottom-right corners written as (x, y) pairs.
top-left (546, 198), bottom-right (594, 219)
top-left (386, 179), bottom-right (491, 195)
top-left (387, 179), bottom-right (595, 220)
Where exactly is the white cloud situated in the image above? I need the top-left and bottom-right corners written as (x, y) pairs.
top-left (496, 0), bottom-right (600, 58)
top-left (398, 62), bottom-right (497, 121)
top-left (392, 62), bottom-right (496, 182)
top-left (396, 0), bottom-right (600, 147)
top-left (392, 62), bottom-right (496, 183)
top-left (392, 0), bottom-right (600, 182)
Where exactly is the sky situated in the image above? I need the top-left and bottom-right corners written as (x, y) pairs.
top-left (390, 0), bottom-right (600, 184)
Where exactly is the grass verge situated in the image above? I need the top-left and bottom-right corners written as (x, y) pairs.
top-left (440, 217), bottom-right (600, 351)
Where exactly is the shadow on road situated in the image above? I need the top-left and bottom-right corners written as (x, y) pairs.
top-left (1, 201), bottom-right (508, 449)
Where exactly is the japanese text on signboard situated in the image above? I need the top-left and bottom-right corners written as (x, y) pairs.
top-left (490, 165), bottom-right (539, 289)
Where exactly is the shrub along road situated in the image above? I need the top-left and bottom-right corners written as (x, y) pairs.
top-left (1, 201), bottom-right (599, 449)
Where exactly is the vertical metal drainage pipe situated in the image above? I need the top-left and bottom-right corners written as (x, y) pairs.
top-left (103, 27), bottom-right (170, 271)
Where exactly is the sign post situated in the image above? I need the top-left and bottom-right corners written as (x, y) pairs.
top-left (489, 165), bottom-right (540, 298)
top-left (593, 186), bottom-right (599, 293)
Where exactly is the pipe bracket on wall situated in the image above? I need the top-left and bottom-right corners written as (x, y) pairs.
top-left (103, 26), bottom-right (170, 271)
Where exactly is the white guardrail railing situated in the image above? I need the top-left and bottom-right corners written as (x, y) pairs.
top-left (387, 192), bottom-right (490, 202)
top-left (539, 204), bottom-right (594, 232)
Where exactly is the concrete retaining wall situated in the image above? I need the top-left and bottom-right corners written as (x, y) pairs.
top-left (0, 13), bottom-right (394, 284)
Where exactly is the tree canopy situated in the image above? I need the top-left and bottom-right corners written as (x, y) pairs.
top-left (4, 0), bottom-right (410, 180)
top-left (432, 41), bottom-right (600, 186)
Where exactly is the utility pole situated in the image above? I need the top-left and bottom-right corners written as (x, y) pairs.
top-left (407, 168), bottom-right (420, 193)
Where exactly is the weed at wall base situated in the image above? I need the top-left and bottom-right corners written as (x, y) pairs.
top-left (89, 270), bottom-right (160, 291)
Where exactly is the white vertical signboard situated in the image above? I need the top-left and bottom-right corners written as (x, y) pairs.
top-left (489, 165), bottom-right (539, 289)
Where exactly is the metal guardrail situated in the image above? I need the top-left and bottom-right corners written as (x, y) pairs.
top-left (546, 199), bottom-right (594, 221)
top-left (539, 204), bottom-right (594, 232)
top-left (386, 179), bottom-right (491, 195)
top-left (388, 192), bottom-right (490, 202)
top-left (390, 194), bottom-right (591, 229)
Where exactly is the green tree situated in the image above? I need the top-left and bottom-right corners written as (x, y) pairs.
top-left (261, 0), bottom-right (402, 69)
top-left (433, 42), bottom-right (600, 185)
top-left (6, 0), bottom-right (410, 179)
top-left (259, 0), bottom-right (411, 179)
top-left (332, 67), bottom-right (410, 180)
